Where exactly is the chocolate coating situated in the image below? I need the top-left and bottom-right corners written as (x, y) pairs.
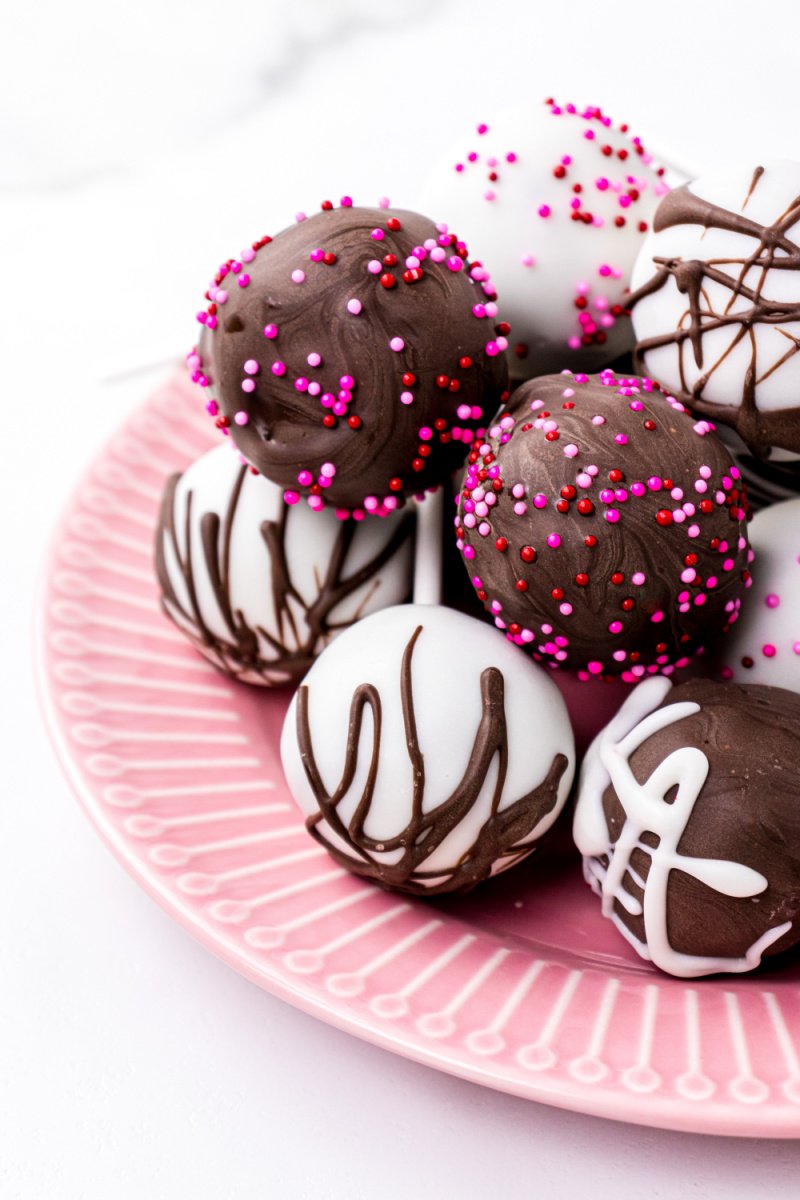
top-left (455, 371), bottom-right (752, 677)
top-left (193, 206), bottom-right (509, 511)
top-left (602, 679), bottom-right (800, 964)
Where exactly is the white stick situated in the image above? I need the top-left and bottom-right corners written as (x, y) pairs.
top-left (413, 486), bottom-right (444, 606)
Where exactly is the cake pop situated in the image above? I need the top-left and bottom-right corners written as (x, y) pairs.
top-left (573, 675), bottom-right (800, 978)
top-left (189, 203), bottom-right (509, 512)
top-left (454, 371), bottom-right (752, 679)
top-left (629, 160), bottom-right (800, 463)
top-left (280, 601), bottom-right (575, 896)
top-left (418, 101), bottom-right (668, 379)
top-left (718, 496), bottom-right (800, 691)
top-left (155, 442), bottom-right (414, 686)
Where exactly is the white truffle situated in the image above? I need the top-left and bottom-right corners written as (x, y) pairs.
top-left (630, 159), bottom-right (800, 459)
top-left (418, 102), bottom-right (667, 379)
top-left (155, 443), bottom-right (414, 685)
top-left (280, 604), bottom-right (575, 894)
top-left (717, 496), bottom-right (800, 691)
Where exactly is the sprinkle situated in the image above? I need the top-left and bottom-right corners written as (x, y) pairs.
top-left (390, 337), bottom-right (404, 352)
top-left (371, 229), bottom-right (385, 241)
top-left (291, 269), bottom-right (305, 284)
top-left (264, 324), bottom-right (278, 339)
top-left (367, 260), bottom-right (382, 274)
top-left (347, 298), bottom-right (362, 315)
top-left (244, 359), bottom-right (259, 375)
top-left (241, 379), bottom-right (255, 393)
top-left (234, 411), bottom-right (248, 425)
top-left (564, 444), bottom-right (579, 458)
top-left (547, 534), bottom-right (561, 548)
top-left (592, 415), bottom-right (605, 425)
top-left (272, 362), bottom-right (286, 376)
top-left (284, 491), bottom-right (300, 506)
top-left (766, 593), bottom-right (780, 608)
top-left (400, 392), bottom-right (414, 405)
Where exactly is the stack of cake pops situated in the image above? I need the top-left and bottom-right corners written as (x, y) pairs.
top-left (153, 104), bottom-right (800, 979)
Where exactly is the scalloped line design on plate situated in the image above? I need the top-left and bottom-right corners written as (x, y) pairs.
top-left (35, 370), bottom-right (800, 1137)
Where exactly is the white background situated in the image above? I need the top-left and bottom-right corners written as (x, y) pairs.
top-left (5, 1), bottom-right (800, 1195)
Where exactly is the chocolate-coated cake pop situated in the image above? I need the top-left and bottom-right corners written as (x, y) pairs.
top-left (189, 203), bottom-right (509, 512)
top-left (629, 160), bottom-right (800, 460)
top-left (455, 371), bottom-right (752, 679)
top-left (719, 496), bottom-right (800, 691)
top-left (155, 443), bottom-right (414, 686)
top-left (280, 604), bottom-right (575, 895)
top-left (573, 676), bottom-right (800, 978)
top-left (418, 101), bottom-right (667, 380)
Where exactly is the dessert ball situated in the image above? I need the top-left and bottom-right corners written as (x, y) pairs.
top-left (190, 203), bottom-right (509, 512)
top-left (630, 160), bottom-right (800, 460)
top-left (455, 371), bottom-right (752, 679)
top-left (155, 443), bottom-right (414, 687)
top-left (573, 676), bottom-right (800, 978)
top-left (418, 101), bottom-right (667, 380)
top-left (719, 497), bottom-right (800, 691)
top-left (280, 604), bottom-right (575, 895)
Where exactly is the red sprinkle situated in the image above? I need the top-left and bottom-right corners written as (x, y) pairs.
top-left (496, 537), bottom-right (508, 552)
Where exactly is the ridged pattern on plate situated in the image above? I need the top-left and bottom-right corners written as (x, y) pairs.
top-left (36, 371), bottom-right (800, 1137)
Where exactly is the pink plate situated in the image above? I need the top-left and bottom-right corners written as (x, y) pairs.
top-left (35, 371), bottom-right (800, 1137)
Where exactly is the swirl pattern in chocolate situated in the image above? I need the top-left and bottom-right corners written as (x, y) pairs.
top-left (189, 203), bottom-right (509, 512)
top-left (629, 164), bottom-right (800, 458)
top-left (574, 676), bottom-right (800, 977)
top-left (454, 371), bottom-right (752, 678)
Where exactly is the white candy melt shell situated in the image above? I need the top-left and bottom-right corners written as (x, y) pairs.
top-left (280, 603), bottom-right (575, 891)
top-left (158, 443), bottom-right (414, 684)
top-left (418, 103), bottom-right (665, 379)
top-left (631, 159), bottom-right (800, 420)
top-left (717, 496), bottom-right (800, 691)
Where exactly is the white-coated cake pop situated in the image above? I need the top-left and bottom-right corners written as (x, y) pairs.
top-left (280, 604), bottom-right (575, 895)
top-left (630, 160), bottom-right (800, 461)
top-left (418, 101), bottom-right (668, 380)
top-left (155, 443), bottom-right (415, 686)
top-left (718, 497), bottom-right (800, 690)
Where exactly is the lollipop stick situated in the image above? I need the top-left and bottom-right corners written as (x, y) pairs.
top-left (413, 486), bottom-right (444, 606)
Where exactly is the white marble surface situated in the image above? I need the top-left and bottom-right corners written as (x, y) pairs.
top-left (6, 1), bottom-right (800, 1194)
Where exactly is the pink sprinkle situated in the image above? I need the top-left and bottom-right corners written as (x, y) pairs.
top-left (205, 315), bottom-right (217, 329)
top-left (295, 212), bottom-right (307, 223)
top-left (264, 324), bottom-right (278, 339)
top-left (378, 196), bottom-right (390, 208)
top-left (766, 593), bottom-right (780, 608)
top-left (272, 362), bottom-right (286, 376)
top-left (244, 359), bottom-right (259, 375)
top-left (389, 337), bottom-right (404, 352)
top-left (284, 491), bottom-right (300, 506)
top-left (547, 534), bottom-right (561, 548)
top-left (371, 229), bottom-right (385, 241)
top-left (486, 341), bottom-right (500, 356)
top-left (763, 644), bottom-right (777, 658)
top-left (320, 462), bottom-right (336, 478)
top-left (400, 392), bottom-right (414, 405)
top-left (647, 476), bottom-right (662, 491)
top-left (367, 260), bottom-right (382, 274)
top-left (234, 411), bottom-right (248, 425)
top-left (614, 434), bottom-right (628, 445)
top-left (592, 415), bottom-right (605, 425)
top-left (609, 621), bottom-right (623, 634)
top-left (521, 254), bottom-right (535, 267)
top-left (604, 509), bottom-right (620, 523)
top-left (651, 611), bottom-right (664, 623)
top-left (241, 379), bottom-right (255, 393)
top-left (347, 298), bottom-right (362, 315)
top-left (340, 196), bottom-right (353, 207)
top-left (295, 377), bottom-right (308, 392)
top-left (587, 662), bottom-right (603, 675)
top-left (310, 248), bottom-right (323, 262)
top-left (291, 270), bottom-right (305, 284)
top-left (340, 375), bottom-right (354, 389)
top-left (564, 444), bottom-right (579, 458)
top-left (687, 524), bottom-right (700, 538)
top-left (297, 470), bottom-right (312, 486)
top-left (560, 603), bottom-right (573, 616)
top-left (463, 545), bottom-right (475, 560)
top-left (538, 205), bottom-right (551, 218)
top-left (632, 572), bottom-right (646, 585)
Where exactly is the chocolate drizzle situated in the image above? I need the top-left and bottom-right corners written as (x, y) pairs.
top-left (629, 169), bottom-right (800, 457)
top-left (155, 465), bottom-right (413, 687)
top-left (296, 624), bottom-right (568, 894)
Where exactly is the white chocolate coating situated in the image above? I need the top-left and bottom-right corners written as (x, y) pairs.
top-left (280, 604), bottom-right (575, 891)
top-left (573, 677), bottom-right (791, 978)
top-left (418, 103), bottom-right (667, 379)
top-left (157, 443), bottom-right (415, 685)
top-left (631, 159), bottom-right (800, 423)
top-left (718, 497), bottom-right (800, 691)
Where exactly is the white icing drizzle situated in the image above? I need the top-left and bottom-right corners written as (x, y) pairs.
top-left (573, 677), bottom-right (792, 978)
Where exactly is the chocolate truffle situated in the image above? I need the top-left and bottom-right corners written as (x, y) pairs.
top-left (573, 675), bottom-right (800, 978)
top-left (629, 161), bottom-right (800, 461)
top-left (155, 443), bottom-right (414, 687)
top-left (418, 101), bottom-right (667, 380)
top-left (719, 496), bottom-right (800, 692)
top-left (280, 604), bottom-right (575, 895)
top-left (454, 371), bottom-right (752, 678)
top-left (190, 204), bottom-right (509, 512)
